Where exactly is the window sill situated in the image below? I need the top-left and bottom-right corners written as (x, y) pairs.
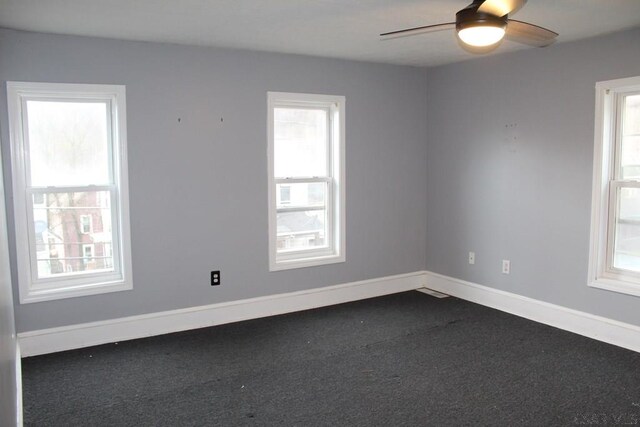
top-left (588, 277), bottom-right (640, 298)
top-left (269, 253), bottom-right (345, 272)
top-left (20, 279), bottom-right (132, 304)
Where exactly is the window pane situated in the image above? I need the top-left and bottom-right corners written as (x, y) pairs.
top-left (621, 94), bottom-right (640, 179)
top-left (274, 107), bottom-right (327, 178)
top-left (621, 136), bottom-right (640, 179)
top-left (277, 210), bottom-right (327, 252)
top-left (276, 182), bottom-right (326, 209)
top-left (32, 191), bottom-right (114, 278)
top-left (624, 94), bottom-right (640, 136)
top-left (26, 100), bottom-right (111, 186)
top-left (613, 187), bottom-right (640, 272)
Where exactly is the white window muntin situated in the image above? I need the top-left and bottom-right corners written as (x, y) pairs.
top-left (268, 92), bottom-right (345, 271)
top-left (589, 76), bottom-right (640, 297)
top-left (7, 81), bottom-right (132, 303)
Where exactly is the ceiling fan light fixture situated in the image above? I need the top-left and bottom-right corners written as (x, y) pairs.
top-left (381, 0), bottom-right (558, 53)
top-left (457, 24), bottom-right (506, 47)
top-left (455, 4), bottom-right (508, 47)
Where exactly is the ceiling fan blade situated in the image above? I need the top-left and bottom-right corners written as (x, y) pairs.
top-left (506, 19), bottom-right (558, 47)
top-left (380, 22), bottom-right (455, 40)
top-left (477, 0), bottom-right (526, 17)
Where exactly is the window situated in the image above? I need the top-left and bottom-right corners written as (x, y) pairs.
top-left (279, 185), bottom-right (291, 205)
top-left (7, 82), bottom-right (133, 303)
top-left (80, 215), bottom-right (92, 234)
top-left (82, 244), bottom-right (94, 266)
top-left (589, 76), bottom-right (640, 297)
top-left (267, 92), bottom-right (345, 271)
top-left (104, 243), bottom-right (114, 269)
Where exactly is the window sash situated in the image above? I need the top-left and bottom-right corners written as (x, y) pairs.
top-left (605, 181), bottom-right (640, 280)
top-left (275, 177), bottom-right (333, 256)
top-left (20, 96), bottom-right (116, 188)
top-left (273, 105), bottom-right (332, 180)
top-left (24, 185), bottom-right (123, 288)
top-left (614, 92), bottom-right (640, 182)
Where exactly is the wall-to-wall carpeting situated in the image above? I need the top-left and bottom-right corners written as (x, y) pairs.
top-left (22, 292), bottom-right (640, 426)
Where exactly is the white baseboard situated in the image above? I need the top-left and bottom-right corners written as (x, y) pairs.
top-left (18, 271), bottom-right (424, 357)
top-left (18, 270), bottom-right (640, 357)
top-left (422, 270), bottom-right (640, 354)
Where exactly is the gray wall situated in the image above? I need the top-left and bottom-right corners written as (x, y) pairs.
top-left (0, 145), bottom-right (20, 425)
top-left (0, 28), bottom-right (429, 332)
top-left (4, 25), bottom-right (638, 336)
top-left (425, 28), bottom-right (640, 327)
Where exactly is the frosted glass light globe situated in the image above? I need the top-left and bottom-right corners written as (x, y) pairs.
top-left (458, 26), bottom-right (505, 47)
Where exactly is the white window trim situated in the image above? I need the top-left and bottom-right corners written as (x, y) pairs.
top-left (589, 75), bottom-right (640, 297)
top-left (267, 92), bottom-right (346, 271)
top-left (7, 81), bottom-right (133, 303)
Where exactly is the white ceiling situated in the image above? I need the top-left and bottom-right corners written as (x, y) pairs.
top-left (1, 0), bottom-right (639, 67)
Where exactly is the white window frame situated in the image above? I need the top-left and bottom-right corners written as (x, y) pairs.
top-left (267, 92), bottom-right (345, 271)
top-left (7, 81), bottom-right (133, 303)
top-left (589, 76), bottom-right (640, 297)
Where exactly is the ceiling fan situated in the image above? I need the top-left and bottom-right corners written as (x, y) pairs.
top-left (380, 0), bottom-right (558, 50)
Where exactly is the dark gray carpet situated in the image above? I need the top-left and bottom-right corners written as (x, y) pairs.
top-left (22, 292), bottom-right (640, 426)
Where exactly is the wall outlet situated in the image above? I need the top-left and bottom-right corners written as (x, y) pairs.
top-left (211, 270), bottom-right (221, 286)
top-left (502, 260), bottom-right (510, 275)
top-left (468, 251), bottom-right (475, 265)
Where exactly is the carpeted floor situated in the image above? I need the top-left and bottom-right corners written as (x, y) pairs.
top-left (22, 292), bottom-right (640, 426)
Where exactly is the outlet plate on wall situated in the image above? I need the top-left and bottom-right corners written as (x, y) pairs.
top-left (502, 260), bottom-right (510, 275)
top-left (211, 271), bottom-right (221, 286)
